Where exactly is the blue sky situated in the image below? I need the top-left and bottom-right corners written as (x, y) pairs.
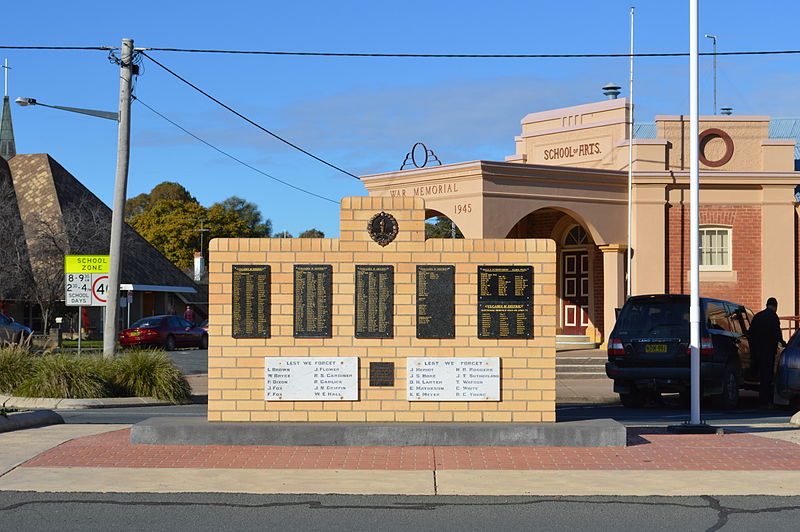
top-left (5, 0), bottom-right (800, 237)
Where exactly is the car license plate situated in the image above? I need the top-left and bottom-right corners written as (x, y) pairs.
top-left (129, 331), bottom-right (140, 337)
top-left (645, 344), bottom-right (667, 353)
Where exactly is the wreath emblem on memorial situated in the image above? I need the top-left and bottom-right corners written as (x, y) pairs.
top-left (367, 211), bottom-right (399, 246)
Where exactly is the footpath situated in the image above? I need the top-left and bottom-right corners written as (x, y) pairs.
top-left (2, 372), bottom-right (800, 496)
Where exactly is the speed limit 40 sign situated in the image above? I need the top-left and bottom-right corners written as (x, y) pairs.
top-left (65, 255), bottom-right (110, 307)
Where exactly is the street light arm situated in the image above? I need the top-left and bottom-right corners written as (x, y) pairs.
top-left (15, 97), bottom-right (118, 121)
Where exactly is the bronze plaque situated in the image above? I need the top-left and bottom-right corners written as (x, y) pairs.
top-left (417, 265), bottom-right (455, 339)
top-left (367, 211), bottom-right (399, 246)
top-left (294, 264), bottom-right (333, 338)
top-left (232, 265), bottom-right (270, 338)
top-left (355, 265), bottom-right (394, 338)
top-left (477, 265), bottom-right (533, 339)
top-left (369, 362), bottom-right (395, 387)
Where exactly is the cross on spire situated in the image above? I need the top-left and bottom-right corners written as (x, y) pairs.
top-left (1, 59), bottom-right (11, 97)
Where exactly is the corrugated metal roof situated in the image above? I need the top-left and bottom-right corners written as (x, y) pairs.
top-left (634, 119), bottom-right (800, 162)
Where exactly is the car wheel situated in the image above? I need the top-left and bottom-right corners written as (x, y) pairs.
top-left (619, 389), bottom-right (646, 408)
top-left (200, 334), bottom-right (208, 350)
top-left (712, 364), bottom-right (740, 410)
top-left (165, 335), bottom-right (176, 351)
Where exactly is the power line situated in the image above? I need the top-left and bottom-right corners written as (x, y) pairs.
top-left (140, 47), bottom-right (800, 58)
top-left (133, 96), bottom-right (339, 205)
top-left (0, 45), bottom-right (115, 51)
top-left (5, 44), bottom-right (800, 58)
top-left (138, 51), bottom-right (361, 180)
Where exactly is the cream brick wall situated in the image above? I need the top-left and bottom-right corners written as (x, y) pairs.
top-left (208, 196), bottom-right (557, 423)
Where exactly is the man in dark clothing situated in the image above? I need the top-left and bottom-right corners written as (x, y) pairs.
top-left (748, 297), bottom-right (786, 408)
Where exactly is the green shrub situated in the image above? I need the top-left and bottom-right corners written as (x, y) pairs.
top-left (111, 350), bottom-right (190, 404)
top-left (0, 345), bottom-right (35, 394)
top-left (16, 353), bottom-right (110, 399)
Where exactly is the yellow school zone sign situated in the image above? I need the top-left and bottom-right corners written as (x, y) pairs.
top-left (64, 255), bottom-right (110, 274)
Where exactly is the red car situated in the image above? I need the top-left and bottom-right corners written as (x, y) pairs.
top-left (119, 315), bottom-right (208, 350)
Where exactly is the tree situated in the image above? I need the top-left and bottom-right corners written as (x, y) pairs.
top-left (299, 228), bottom-right (325, 238)
top-left (425, 217), bottom-right (464, 239)
top-left (0, 179), bottom-right (32, 303)
top-left (125, 181), bottom-right (197, 220)
top-left (274, 231), bottom-right (293, 238)
top-left (214, 196), bottom-right (272, 237)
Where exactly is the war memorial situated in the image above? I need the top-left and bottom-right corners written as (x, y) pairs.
top-left (132, 196), bottom-right (624, 446)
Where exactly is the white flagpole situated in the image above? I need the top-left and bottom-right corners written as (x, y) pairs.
top-left (689, 0), bottom-right (702, 426)
top-left (627, 7), bottom-right (635, 299)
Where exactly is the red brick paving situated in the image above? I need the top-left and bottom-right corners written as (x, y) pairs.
top-left (21, 428), bottom-right (800, 471)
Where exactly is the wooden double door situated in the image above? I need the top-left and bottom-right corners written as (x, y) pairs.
top-left (561, 250), bottom-right (589, 335)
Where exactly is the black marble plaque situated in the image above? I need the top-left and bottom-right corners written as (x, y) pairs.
top-left (369, 362), bottom-right (395, 387)
top-left (417, 265), bottom-right (455, 339)
top-left (477, 265), bottom-right (533, 339)
top-left (294, 264), bottom-right (333, 338)
top-left (354, 265), bottom-right (394, 338)
top-left (232, 265), bottom-right (270, 338)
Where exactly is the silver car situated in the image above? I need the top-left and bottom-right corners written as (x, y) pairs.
top-left (0, 314), bottom-right (31, 344)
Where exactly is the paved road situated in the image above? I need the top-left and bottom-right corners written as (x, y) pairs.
top-left (1, 492), bottom-right (799, 531)
top-left (166, 348), bottom-right (207, 375)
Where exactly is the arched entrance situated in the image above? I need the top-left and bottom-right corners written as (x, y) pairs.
top-left (561, 225), bottom-right (590, 335)
top-left (506, 208), bottom-right (604, 342)
top-left (424, 210), bottom-right (464, 239)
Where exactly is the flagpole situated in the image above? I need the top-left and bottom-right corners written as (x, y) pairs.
top-left (626, 6), bottom-right (635, 299)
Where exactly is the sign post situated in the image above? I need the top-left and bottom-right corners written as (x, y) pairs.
top-left (65, 256), bottom-right (110, 352)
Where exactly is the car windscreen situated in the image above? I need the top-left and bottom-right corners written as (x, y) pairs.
top-left (130, 317), bottom-right (163, 329)
top-left (615, 300), bottom-right (690, 337)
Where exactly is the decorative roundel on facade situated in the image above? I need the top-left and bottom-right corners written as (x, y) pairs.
top-left (367, 211), bottom-right (399, 247)
top-left (699, 128), bottom-right (734, 167)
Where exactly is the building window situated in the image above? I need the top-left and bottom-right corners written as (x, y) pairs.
top-left (699, 226), bottom-right (731, 271)
top-left (563, 225), bottom-right (588, 246)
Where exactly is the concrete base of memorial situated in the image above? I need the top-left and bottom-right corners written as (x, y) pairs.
top-left (130, 418), bottom-right (626, 447)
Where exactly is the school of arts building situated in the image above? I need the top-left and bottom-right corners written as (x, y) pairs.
top-left (361, 91), bottom-right (800, 347)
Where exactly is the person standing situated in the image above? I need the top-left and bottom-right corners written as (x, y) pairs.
top-left (183, 305), bottom-right (195, 325)
top-left (748, 297), bottom-right (786, 408)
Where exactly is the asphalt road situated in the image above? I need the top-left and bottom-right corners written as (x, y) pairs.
top-left (166, 348), bottom-right (208, 375)
top-left (2, 493), bottom-right (799, 531)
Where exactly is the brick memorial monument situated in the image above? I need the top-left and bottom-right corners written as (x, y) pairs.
top-left (206, 196), bottom-right (558, 424)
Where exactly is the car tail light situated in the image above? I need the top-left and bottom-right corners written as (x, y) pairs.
top-left (608, 338), bottom-right (625, 356)
top-left (142, 328), bottom-right (159, 337)
top-left (685, 338), bottom-right (714, 356)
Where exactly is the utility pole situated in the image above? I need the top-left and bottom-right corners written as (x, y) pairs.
top-left (705, 34), bottom-right (717, 114)
top-left (103, 38), bottom-right (134, 358)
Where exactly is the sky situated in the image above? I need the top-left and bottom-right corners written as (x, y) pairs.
top-left (4, 0), bottom-right (800, 238)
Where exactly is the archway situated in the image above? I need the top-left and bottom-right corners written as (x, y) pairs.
top-left (424, 209), bottom-right (463, 239)
top-left (506, 208), bottom-right (604, 342)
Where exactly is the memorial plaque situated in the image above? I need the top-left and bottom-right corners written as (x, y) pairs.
top-left (477, 266), bottom-right (533, 339)
top-left (416, 265), bottom-right (455, 339)
top-left (294, 264), bottom-right (333, 338)
top-left (232, 265), bottom-right (270, 338)
top-left (369, 362), bottom-right (395, 387)
top-left (264, 357), bottom-right (359, 401)
top-left (407, 357), bottom-right (500, 401)
top-left (354, 265), bottom-right (394, 338)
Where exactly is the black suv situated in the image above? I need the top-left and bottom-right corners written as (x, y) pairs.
top-left (605, 294), bottom-right (755, 409)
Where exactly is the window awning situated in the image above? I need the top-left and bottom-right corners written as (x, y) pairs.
top-left (119, 284), bottom-right (197, 294)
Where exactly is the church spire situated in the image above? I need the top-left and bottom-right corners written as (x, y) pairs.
top-left (0, 59), bottom-right (17, 160)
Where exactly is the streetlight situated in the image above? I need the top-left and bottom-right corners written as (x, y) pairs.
top-left (704, 34), bottom-right (717, 115)
top-left (15, 97), bottom-right (119, 121)
top-left (16, 38), bottom-right (134, 358)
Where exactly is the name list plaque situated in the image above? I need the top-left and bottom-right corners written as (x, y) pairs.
top-left (294, 264), bottom-right (333, 338)
top-left (354, 265), bottom-right (394, 338)
top-left (264, 357), bottom-right (358, 401)
top-left (407, 357), bottom-right (500, 401)
top-left (477, 265), bottom-right (533, 339)
top-left (232, 265), bottom-right (270, 338)
top-left (416, 265), bottom-right (455, 339)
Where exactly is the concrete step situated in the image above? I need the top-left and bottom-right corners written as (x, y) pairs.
top-left (556, 371), bottom-right (608, 380)
top-left (556, 335), bottom-right (599, 351)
